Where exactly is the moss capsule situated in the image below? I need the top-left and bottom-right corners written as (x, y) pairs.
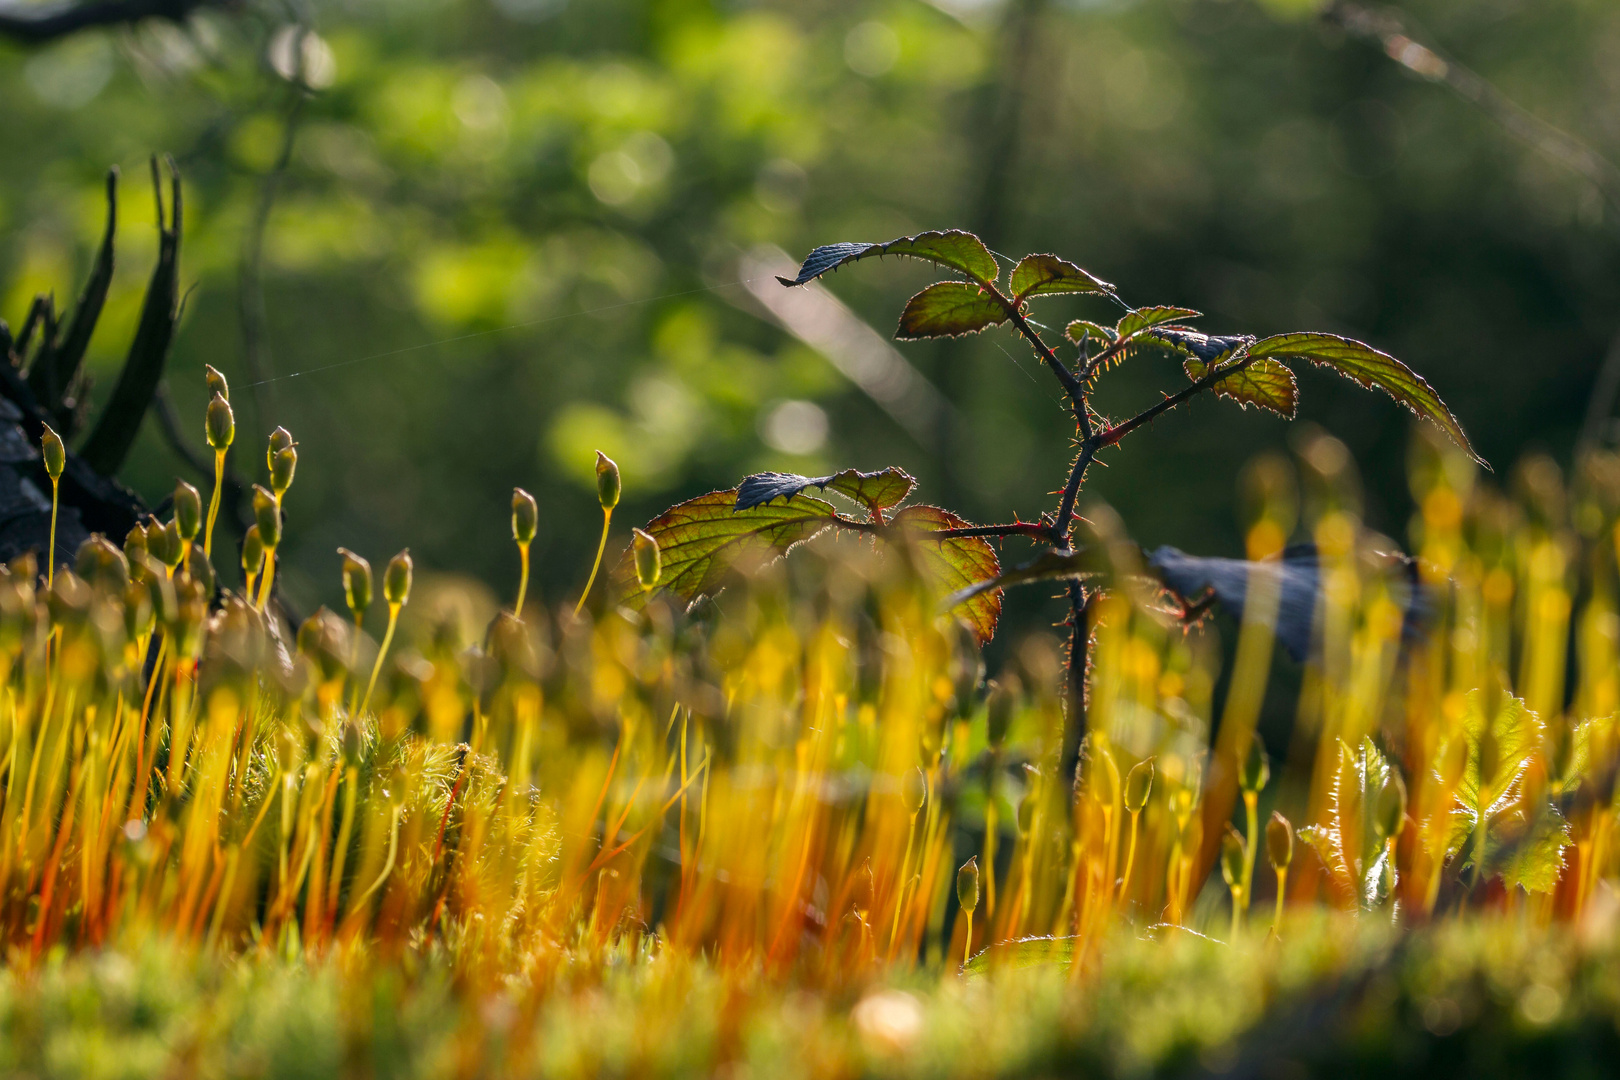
top-left (632, 527), bottom-right (660, 590)
top-left (595, 451), bottom-right (620, 511)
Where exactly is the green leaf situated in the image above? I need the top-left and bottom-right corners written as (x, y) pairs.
top-left (962, 936), bottom-right (1077, 977)
top-left (896, 282), bottom-right (1009, 340)
top-left (1500, 804), bottom-right (1572, 894)
top-left (1009, 254), bottom-right (1114, 301)
top-left (609, 489), bottom-right (835, 606)
top-left (1065, 320), bottom-right (1116, 344)
top-left (1116, 305), bottom-right (1200, 340)
top-left (889, 505), bottom-right (1001, 645)
top-left (1246, 332), bottom-right (1481, 465)
top-left (776, 230), bottom-right (999, 288)
top-left (1184, 355), bottom-right (1298, 418)
top-left (1449, 689), bottom-right (1543, 837)
top-left (734, 467), bottom-right (915, 519)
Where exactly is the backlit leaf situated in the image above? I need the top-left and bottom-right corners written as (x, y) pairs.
top-left (890, 505), bottom-right (1001, 645)
top-left (1065, 320), bottom-right (1116, 344)
top-left (776, 230), bottom-right (999, 287)
top-left (1116, 305), bottom-right (1201, 340)
top-left (1500, 804), bottom-right (1572, 894)
top-left (1184, 355), bottom-right (1298, 418)
top-left (735, 466), bottom-right (916, 519)
top-left (1448, 689), bottom-right (1543, 837)
top-left (1247, 332), bottom-right (1480, 465)
top-left (962, 936), bottom-right (1077, 977)
top-left (610, 489), bottom-right (835, 606)
top-left (1309, 737), bottom-right (1402, 910)
top-left (897, 282), bottom-right (1008, 340)
top-left (1009, 254), bottom-right (1114, 301)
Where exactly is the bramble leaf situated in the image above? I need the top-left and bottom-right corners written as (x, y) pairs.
top-left (1142, 328), bottom-right (1252, 365)
top-left (1116, 306), bottom-right (1201, 339)
top-left (890, 505), bottom-right (1001, 645)
top-left (1065, 320), bottom-right (1116, 344)
top-left (1500, 804), bottom-right (1572, 894)
top-left (1443, 689), bottom-right (1544, 863)
top-left (1009, 254), bottom-right (1114, 301)
top-left (735, 467), bottom-right (916, 519)
top-left (962, 936), bottom-right (1078, 977)
top-left (1246, 332), bottom-right (1480, 465)
top-left (1309, 737), bottom-right (1403, 910)
top-left (776, 230), bottom-right (999, 287)
top-left (610, 489), bottom-right (835, 606)
top-left (897, 282), bottom-right (1008, 339)
top-left (1184, 355), bottom-right (1298, 418)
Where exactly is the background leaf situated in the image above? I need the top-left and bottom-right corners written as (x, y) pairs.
top-left (1009, 254), bottom-right (1114, 300)
top-left (735, 467), bottom-right (915, 518)
top-left (889, 505), bottom-right (1001, 645)
top-left (962, 936), bottom-right (1077, 976)
top-left (1247, 332), bottom-right (1480, 464)
top-left (1452, 689), bottom-right (1544, 831)
top-left (776, 230), bottom-right (999, 287)
top-left (897, 282), bottom-right (1008, 340)
top-left (1499, 805), bottom-right (1572, 894)
top-left (1184, 355), bottom-right (1298, 418)
top-left (611, 489), bottom-right (835, 606)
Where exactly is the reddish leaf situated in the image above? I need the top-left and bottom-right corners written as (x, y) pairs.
top-left (889, 505), bottom-right (1001, 645)
top-left (611, 489), bottom-right (835, 606)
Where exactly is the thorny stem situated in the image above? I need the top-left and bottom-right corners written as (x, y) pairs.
top-left (1094, 351), bottom-right (1265, 450)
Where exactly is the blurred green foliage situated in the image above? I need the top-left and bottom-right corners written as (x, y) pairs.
top-left (0, 0), bottom-right (1616, 645)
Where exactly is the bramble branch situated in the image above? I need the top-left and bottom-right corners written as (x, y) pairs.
top-left (1094, 351), bottom-right (1264, 448)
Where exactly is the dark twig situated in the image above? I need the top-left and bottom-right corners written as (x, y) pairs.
top-left (1324, 0), bottom-right (1620, 218)
top-left (1094, 351), bottom-right (1266, 450)
top-left (934, 522), bottom-right (1061, 543)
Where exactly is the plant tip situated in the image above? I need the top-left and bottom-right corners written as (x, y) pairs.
top-left (512, 488), bottom-right (538, 545)
top-left (632, 527), bottom-right (660, 590)
top-left (40, 424), bottom-right (64, 481)
top-left (595, 451), bottom-right (621, 510)
top-left (205, 393), bottom-right (234, 451)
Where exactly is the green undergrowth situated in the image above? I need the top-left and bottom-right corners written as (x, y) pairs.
top-left (7, 914), bottom-right (1620, 1080)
